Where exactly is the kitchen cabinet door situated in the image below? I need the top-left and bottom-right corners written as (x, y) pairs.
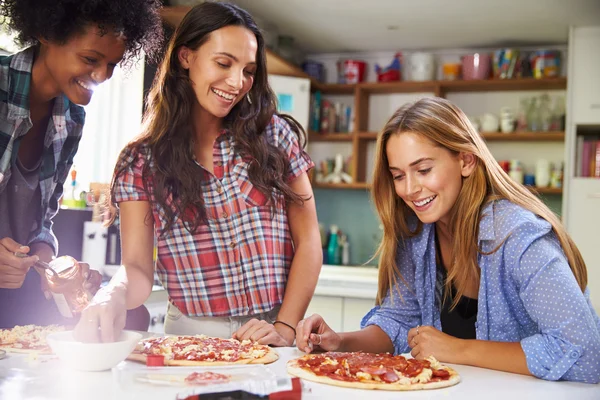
top-left (570, 27), bottom-right (600, 124)
top-left (565, 178), bottom-right (600, 311)
top-left (304, 295), bottom-right (343, 332)
top-left (342, 298), bottom-right (376, 332)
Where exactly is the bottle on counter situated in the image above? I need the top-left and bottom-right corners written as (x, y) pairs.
top-left (327, 225), bottom-right (340, 265)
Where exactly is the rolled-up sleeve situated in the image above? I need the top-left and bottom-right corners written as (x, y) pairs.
top-left (508, 221), bottom-right (600, 383)
top-left (268, 115), bottom-right (314, 182)
top-left (361, 241), bottom-right (421, 355)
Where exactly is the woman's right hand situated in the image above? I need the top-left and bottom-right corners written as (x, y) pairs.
top-left (296, 313), bottom-right (342, 354)
top-left (74, 285), bottom-right (127, 343)
top-left (0, 238), bottom-right (37, 289)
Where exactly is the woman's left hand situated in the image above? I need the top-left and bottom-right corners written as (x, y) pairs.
top-left (407, 325), bottom-right (465, 363)
top-left (80, 263), bottom-right (103, 295)
top-left (232, 319), bottom-right (294, 347)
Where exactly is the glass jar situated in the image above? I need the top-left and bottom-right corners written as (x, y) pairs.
top-left (46, 256), bottom-right (91, 318)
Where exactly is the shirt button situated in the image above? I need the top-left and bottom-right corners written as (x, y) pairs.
top-left (569, 351), bottom-right (580, 359)
top-left (215, 161), bottom-right (223, 167)
top-left (222, 212), bottom-right (228, 219)
top-left (216, 186), bottom-right (223, 194)
top-left (229, 241), bottom-right (236, 249)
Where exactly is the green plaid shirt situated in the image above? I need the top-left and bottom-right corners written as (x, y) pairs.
top-left (0, 47), bottom-right (85, 253)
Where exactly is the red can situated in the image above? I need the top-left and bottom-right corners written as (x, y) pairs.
top-left (341, 60), bottom-right (367, 84)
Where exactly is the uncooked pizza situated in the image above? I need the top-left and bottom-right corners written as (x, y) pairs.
top-left (128, 335), bottom-right (279, 366)
top-left (287, 352), bottom-right (460, 391)
top-left (0, 324), bottom-right (65, 354)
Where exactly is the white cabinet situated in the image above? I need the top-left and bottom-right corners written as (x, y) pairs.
top-left (342, 298), bottom-right (376, 332)
top-left (569, 27), bottom-right (600, 124)
top-left (304, 295), bottom-right (344, 332)
top-left (304, 296), bottom-right (376, 333)
top-left (565, 179), bottom-right (600, 311)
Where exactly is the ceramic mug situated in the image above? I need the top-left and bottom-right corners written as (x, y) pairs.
top-left (408, 52), bottom-right (435, 81)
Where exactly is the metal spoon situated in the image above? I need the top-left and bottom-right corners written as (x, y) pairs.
top-left (14, 252), bottom-right (61, 280)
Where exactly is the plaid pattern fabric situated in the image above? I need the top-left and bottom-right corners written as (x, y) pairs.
top-left (114, 115), bottom-right (314, 317)
top-left (0, 47), bottom-right (85, 252)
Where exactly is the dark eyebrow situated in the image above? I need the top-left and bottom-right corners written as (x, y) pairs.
top-left (214, 52), bottom-right (257, 66)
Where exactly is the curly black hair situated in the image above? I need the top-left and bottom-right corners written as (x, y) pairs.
top-left (0, 0), bottom-right (164, 64)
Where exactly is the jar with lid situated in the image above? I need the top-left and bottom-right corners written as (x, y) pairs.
top-left (509, 160), bottom-right (524, 184)
top-left (46, 256), bottom-right (92, 318)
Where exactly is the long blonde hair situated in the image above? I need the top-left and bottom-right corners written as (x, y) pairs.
top-left (372, 97), bottom-right (587, 306)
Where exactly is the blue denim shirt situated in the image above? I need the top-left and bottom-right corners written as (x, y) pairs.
top-left (362, 200), bottom-right (600, 384)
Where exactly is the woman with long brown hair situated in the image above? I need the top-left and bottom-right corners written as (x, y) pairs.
top-left (296, 97), bottom-right (600, 383)
top-left (75, 2), bottom-right (321, 346)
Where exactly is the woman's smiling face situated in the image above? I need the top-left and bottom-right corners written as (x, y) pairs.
top-left (386, 132), bottom-right (474, 225)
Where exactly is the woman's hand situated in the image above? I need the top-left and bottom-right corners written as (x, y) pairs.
top-left (79, 263), bottom-right (103, 295)
top-left (232, 319), bottom-right (293, 347)
top-left (295, 313), bottom-right (342, 354)
top-left (0, 239), bottom-right (36, 289)
top-left (407, 325), bottom-right (465, 362)
top-left (74, 285), bottom-right (127, 343)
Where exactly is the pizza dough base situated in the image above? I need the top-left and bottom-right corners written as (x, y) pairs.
top-left (127, 347), bottom-right (279, 366)
top-left (286, 359), bottom-right (460, 391)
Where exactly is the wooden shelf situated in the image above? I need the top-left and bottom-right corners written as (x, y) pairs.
top-left (346, 131), bottom-right (565, 142)
top-left (527, 186), bottom-right (563, 195)
top-left (308, 131), bottom-right (353, 142)
top-left (312, 182), bottom-right (562, 196)
top-left (440, 77), bottom-right (567, 92)
top-left (312, 182), bottom-right (370, 190)
top-left (357, 132), bottom-right (379, 140)
top-left (360, 81), bottom-right (438, 94)
top-left (311, 83), bottom-right (355, 94)
top-left (311, 77), bottom-right (567, 96)
top-left (160, 6), bottom-right (310, 79)
top-left (482, 131), bottom-right (565, 141)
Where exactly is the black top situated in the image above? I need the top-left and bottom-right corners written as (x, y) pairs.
top-left (435, 236), bottom-right (478, 340)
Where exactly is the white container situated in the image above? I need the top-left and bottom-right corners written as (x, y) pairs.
top-left (500, 107), bottom-right (515, 133)
top-left (408, 52), bottom-right (435, 81)
top-left (480, 113), bottom-right (499, 132)
top-left (46, 330), bottom-right (143, 372)
top-left (535, 159), bottom-right (551, 187)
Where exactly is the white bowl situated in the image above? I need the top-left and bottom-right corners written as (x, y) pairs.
top-left (46, 330), bottom-right (142, 372)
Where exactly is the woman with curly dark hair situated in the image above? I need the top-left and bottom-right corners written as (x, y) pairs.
top-left (75, 2), bottom-right (322, 346)
top-left (0, 0), bottom-right (163, 328)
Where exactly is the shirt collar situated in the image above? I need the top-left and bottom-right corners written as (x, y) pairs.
top-left (6, 47), bottom-right (72, 122)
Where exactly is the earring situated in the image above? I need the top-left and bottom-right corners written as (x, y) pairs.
top-left (246, 93), bottom-right (252, 104)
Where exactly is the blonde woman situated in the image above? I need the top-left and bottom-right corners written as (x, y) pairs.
top-left (296, 97), bottom-right (600, 384)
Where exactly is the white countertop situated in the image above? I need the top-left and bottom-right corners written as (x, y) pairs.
top-left (1, 347), bottom-right (598, 400)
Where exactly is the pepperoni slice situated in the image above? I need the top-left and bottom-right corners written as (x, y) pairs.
top-left (404, 360), bottom-right (424, 377)
top-left (432, 368), bottom-right (450, 378)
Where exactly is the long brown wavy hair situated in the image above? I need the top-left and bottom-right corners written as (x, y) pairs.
top-left (110, 2), bottom-right (309, 234)
top-left (372, 97), bottom-right (587, 307)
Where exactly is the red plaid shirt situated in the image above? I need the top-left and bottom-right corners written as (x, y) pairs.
top-left (113, 116), bottom-right (313, 317)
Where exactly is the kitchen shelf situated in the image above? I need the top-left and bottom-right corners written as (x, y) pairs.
top-left (160, 6), bottom-right (310, 79)
top-left (527, 186), bottom-right (563, 195)
top-left (308, 131), bottom-right (354, 142)
top-left (311, 77), bottom-right (567, 95)
top-left (313, 182), bottom-right (371, 190)
top-left (313, 182), bottom-right (562, 196)
top-left (481, 131), bottom-right (565, 141)
top-left (327, 131), bottom-right (566, 142)
top-left (311, 83), bottom-right (355, 95)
